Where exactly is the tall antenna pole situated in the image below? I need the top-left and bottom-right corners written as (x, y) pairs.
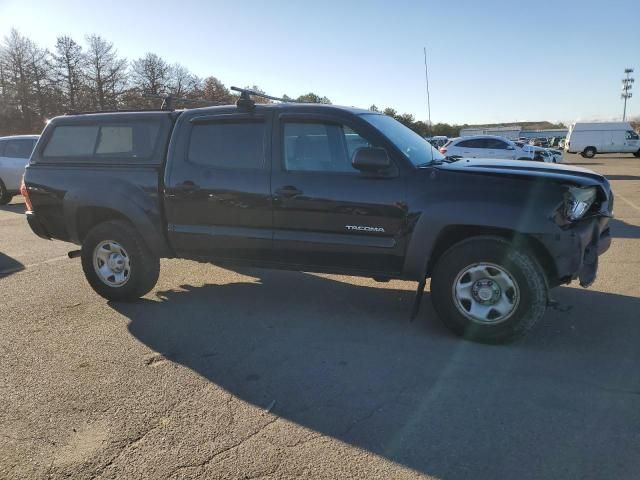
top-left (423, 47), bottom-right (432, 136)
top-left (621, 68), bottom-right (634, 121)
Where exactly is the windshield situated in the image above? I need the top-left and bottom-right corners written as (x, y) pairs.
top-left (361, 114), bottom-right (445, 166)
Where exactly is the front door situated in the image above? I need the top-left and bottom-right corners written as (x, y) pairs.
top-left (271, 114), bottom-right (408, 274)
top-left (164, 111), bottom-right (273, 261)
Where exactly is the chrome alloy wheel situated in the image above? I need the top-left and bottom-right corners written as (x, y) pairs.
top-left (452, 262), bottom-right (520, 325)
top-left (93, 240), bottom-right (131, 287)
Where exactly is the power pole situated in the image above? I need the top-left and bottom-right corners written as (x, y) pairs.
top-left (423, 47), bottom-right (432, 136)
top-left (622, 68), bottom-right (634, 121)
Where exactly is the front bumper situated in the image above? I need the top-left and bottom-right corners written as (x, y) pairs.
top-left (538, 214), bottom-right (611, 288)
top-left (26, 211), bottom-right (51, 240)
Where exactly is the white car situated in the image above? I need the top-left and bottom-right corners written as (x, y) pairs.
top-left (0, 135), bottom-right (39, 205)
top-left (440, 135), bottom-right (552, 162)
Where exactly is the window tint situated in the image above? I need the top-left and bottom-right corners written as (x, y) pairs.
top-left (284, 122), bottom-right (374, 173)
top-left (43, 122), bottom-right (160, 159)
top-left (457, 139), bottom-right (484, 148)
top-left (4, 139), bottom-right (37, 159)
top-left (188, 121), bottom-right (265, 169)
top-left (96, 126), bottom-right (133, 154)
top-left (486, 139), bottom-right (509, 149)
top-left (626, 130), bottom-right (639, 140)
top-left (44, 126), bottom-right (99, 157)
top-left (343, 126), bottom-right (372, 160)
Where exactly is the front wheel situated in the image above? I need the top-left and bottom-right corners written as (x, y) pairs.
top-left (582, 147), bottom-right (596, 158)
top-left (81, 220), bottom-right (160, 301)
top-left (430, 236), bottom-right (548, 343)
top-left (634, 150), bottom-right (640, 158)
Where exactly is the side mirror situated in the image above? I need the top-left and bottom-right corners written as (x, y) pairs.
top-left (352, 147), bottom-right (391, 173)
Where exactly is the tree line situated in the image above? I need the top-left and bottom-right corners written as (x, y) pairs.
top-left (1, 28), bottom-right (568, 139)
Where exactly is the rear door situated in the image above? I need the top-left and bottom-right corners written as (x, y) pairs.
top-left (454, 138), bottom-right (482, 157)
top-left (0, 138), bottom-right (36, 190)
top-left (270, 112), bottom-right (408, 274)
top-left (164, 110), bottom-right (273, 261)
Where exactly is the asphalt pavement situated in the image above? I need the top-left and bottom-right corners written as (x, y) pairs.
top-left (1, 153), bottom-right (639, 479)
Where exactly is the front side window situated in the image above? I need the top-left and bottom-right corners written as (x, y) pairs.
top-left (486, 139), bottom-right (509, 149)
top-left (188, 121), bottom-right (266, 169)
top-left (283, 122), bottom-right (373, 173)
top-left (5, 139), bottom-right (37, 159)
top-left (626, 130), bottom-right (639, 140)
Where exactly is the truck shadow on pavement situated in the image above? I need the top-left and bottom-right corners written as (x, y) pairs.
top-left (111, 270), bottom-right (640, 479)
top-left (610, 218), bottom-right (640, 239)
top-left (0, 203), bottom-right (26, 214)
top-left (0, 252), bottom-right (24, 277)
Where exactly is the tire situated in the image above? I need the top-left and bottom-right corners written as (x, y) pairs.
top-left (583, 147), bottom-right (596, 158)
top-left (81, 220), bottom-right (160, 301)
top-left (634, 150), bottom-right (640, 158)
top-left (430, 236), bottom-right (548, 344)
top-left (0, 179), bottom-right (11, 205)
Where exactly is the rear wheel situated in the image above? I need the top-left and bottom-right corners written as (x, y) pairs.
top-left (430, 236), bottom-right (548, 343)
top-left (81, 220), bottom-right (160, 301)
top-left (582, 147), bottom-right (596, 158)
top-left (0, 179), bottom-right (11, 205)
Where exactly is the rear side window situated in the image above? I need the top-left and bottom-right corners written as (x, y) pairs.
top-left (42, 122), bottom-right (161, 160)
top-left (4, 139), bottom-right (36, 159)
top-left (457, 139), bottom-right (483, 148)
top-left (188, 121), bottom-right (266, 169)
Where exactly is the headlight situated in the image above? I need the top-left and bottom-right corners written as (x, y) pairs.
top-left (565, 186), bottom-right (597, 221)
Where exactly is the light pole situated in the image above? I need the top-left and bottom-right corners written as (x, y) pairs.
top-left (622, 68), bottom-right (634, 121)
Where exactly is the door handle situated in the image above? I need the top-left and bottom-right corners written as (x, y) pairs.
top-left (275, 186), bottom-right (303, 198)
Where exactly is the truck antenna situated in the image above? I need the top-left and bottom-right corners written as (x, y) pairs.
top-left (142, 93), bottom-right (212, 111)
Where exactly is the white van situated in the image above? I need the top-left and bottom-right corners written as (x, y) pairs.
top-left (565, 122), bottom-right (640, 158)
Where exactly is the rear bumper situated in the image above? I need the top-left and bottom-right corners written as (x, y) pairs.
top-left (26, 211), bottom-right (51, 240)
top-left (539, 215), bottom-right (611, 288)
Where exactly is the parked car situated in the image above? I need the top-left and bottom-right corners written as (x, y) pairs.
top-left (442, 135), bottom-right (548, 162)
top-left (565, 122), bottom-right (640, 158)
top-left (529, 137), bottom-right (550, 148)
top-left (0, 135), bottom-right (39, 205)
top-left (426, 136), bottom-right (448, 149)
top-left (546, 148), bottom-right (564, 163)
top-left (23, 98), bottom-right (613, 343)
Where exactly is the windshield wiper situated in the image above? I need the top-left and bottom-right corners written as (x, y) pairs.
top-left (417, 156), bottom-right (460, 167)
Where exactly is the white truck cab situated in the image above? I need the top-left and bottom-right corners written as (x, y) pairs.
top-left (565, 122), bottom-right (640, 158)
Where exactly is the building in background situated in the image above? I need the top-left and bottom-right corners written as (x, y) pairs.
top-left (459, 126), bottom-right (568, 140)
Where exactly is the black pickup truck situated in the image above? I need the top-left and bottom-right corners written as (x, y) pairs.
top-left (23, 95), bottom-right (613, 343)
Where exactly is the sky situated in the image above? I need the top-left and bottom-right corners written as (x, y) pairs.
top-left (1, 0), bottom-right (638, 125)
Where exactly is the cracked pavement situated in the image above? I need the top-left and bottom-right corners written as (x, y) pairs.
top-left (1, 153), bottom-right (640, 479)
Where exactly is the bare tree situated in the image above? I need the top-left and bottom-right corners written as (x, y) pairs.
top-left (167, 63), bottom-right (198, 98)
top-left (27, 43), bottom-right (53, 119)
top-left (85, 34), bottom-right (127, 110)
top-left (53, 35), bottom-right (85, 111)
top-left (131, 52), bottom-right (169, 95)
top-left (0, 29), bottom-right (35, 130)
